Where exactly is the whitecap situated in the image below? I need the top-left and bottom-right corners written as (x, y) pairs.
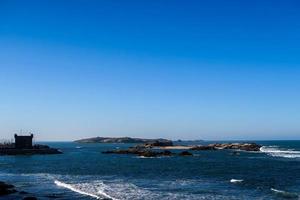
top-left (230, 179), bottom-right (243, 183)
top-left (260, 146), bottom-right (300, 158)
top-left (135, 156), bottom-right (166, 159)
top-left (271, 188), bottom-right (299, 198)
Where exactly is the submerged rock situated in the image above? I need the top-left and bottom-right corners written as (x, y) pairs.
top-left (179, 151), bottom-right (193, 156)
top-left (0, 181), bottom-right (17, 196)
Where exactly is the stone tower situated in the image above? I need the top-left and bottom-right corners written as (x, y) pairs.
top-left (14, 134), bottom-right (33, 149)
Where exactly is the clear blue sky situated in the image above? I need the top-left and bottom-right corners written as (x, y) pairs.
top-left (0, 0), bottom-right (300, 141)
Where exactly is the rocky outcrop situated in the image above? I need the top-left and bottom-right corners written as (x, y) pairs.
top-left (136, 140), bottom-right (174, 148)
top-left (237, 143), bottom-right (262, 151)
top-left (102, 142), bottom-right (262, 158)
top-left (139, 150), bottom-right (173, 157)
top-left (103, 148), bottom-right (174, 158)
top-left (0, 144), bottom-right (62, 155)
top-left (0, 181), bottom-right (17, 196)
top-left (190, 145), bottom-right (216, 151)
top-left (0, 181), bottom-right (57, 199)
top-left (190, 143), bottom-right (261, 152)
top-left (144, 140), bottom-right (173, 147)
top-left (212, 143), bottom-right (262, 151)
top-left (75, 137), bottom-right (172, 145)
top-left (102, 146), bottom-right (198, 158)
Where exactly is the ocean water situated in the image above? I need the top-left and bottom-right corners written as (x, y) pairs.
top-left (0, 141), bottom-right (300, 200)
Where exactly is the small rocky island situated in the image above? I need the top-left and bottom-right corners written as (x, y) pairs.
top-left (75, 136), bottom-right (173, 145)
top-left (101, 137), bottom-right (262, 158)
top-left (0, 134), bottom-right (62, 155)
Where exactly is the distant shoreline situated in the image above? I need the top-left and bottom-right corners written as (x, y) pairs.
top-left (33, 139), bottom-right (300, 143)
top-left (74, 136), bottom-right (174, 144)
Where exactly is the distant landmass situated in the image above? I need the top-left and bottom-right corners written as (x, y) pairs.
top-left (74, 137), bottom-right (173, 144)
top-left (176, 139), bottom-right (204, 143)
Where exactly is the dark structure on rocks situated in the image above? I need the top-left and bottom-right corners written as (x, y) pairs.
top-left (0, 133), bottom-right (62, 155)
top-left (14, 134), bottom-right (33, 149)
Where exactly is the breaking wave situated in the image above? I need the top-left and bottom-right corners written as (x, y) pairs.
top-left (271, 188), bottom-right (299, 198)
top-left (54, 180), bottom-right (118, 200)
top-left (260, 146), bottom-right (300, 158)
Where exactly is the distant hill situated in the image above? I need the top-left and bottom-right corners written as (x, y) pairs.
top-left (74, 137), bottom-right (172, 144)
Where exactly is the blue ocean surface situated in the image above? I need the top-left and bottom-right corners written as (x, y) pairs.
top-left (0, 141), bottom-right (300, 200)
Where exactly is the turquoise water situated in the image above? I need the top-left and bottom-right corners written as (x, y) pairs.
top-left (0, 141), bottom-right (300, 199)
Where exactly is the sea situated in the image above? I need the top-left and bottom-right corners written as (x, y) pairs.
top-left (0, 141), bottom-right (300, 200)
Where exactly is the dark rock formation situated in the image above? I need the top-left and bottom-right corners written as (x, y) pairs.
top-left (139, 151), bottom-right (160, 157)
top-left (0, 144), bottom-right (62, 155)
top-left (33, 144), bottom-right (50, 149)
top-left (238, 143), bottom-right (262, 151)
top-left (102, 148), bottom-right (139, 155)
top-left (75, 137), bottom-right (172, 145)
top-left (137, 140), bottom-right (174, 148)
top-left (190, 143), bottom-right (261, 152)
top-left (212, 143), bottom-right (262, 151)
top-left (144, 140), bottom-right (173, 147)
top-left (103, 148), bottom-right (174, 158)
top-left (0, 181), bottom-right (17, 196)
top-left (190, 145), bottom-right (216, 151)
top-left (0, 181), bottom-right (39, 199)
top-left (179, 151), bottom-right (193, 156)
top-left (102, 142), bottom-right (262, 158)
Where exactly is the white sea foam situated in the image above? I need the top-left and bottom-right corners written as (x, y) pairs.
top-left (54, 180), bottom-right (117, 200)
top-left (271, 188), bottom-right (299, 198)
top-left (135, 156), bottom-right (167, 159)
top-left (103, 181), bottom-right (157, 199)
top-left (260, 146), bottom-right (300, 158)
top-left (136, 156), bottom-right (155, 159)
top-left (271, 188), bottom-right (286, 193)
top-left (230, 179), bottom-right (243, 183)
